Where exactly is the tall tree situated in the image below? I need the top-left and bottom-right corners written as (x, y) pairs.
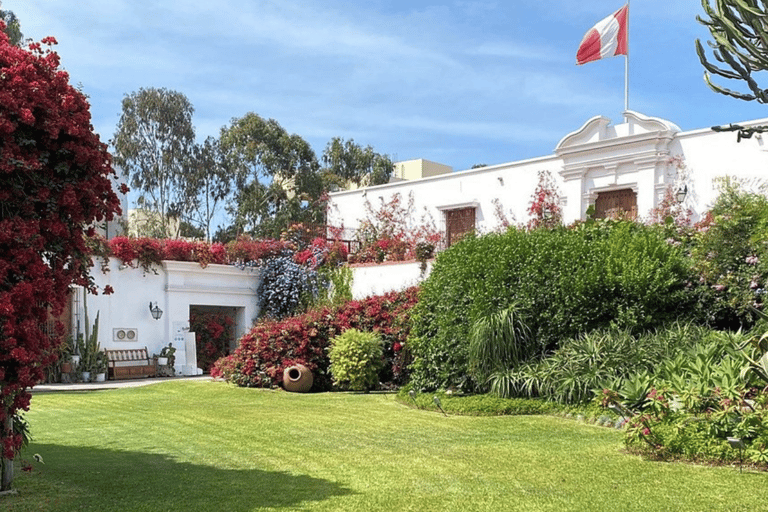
top-left (219, 112), bottom-right (323, 237)
top-left (322, 137), bottom-right (393, 189)
top-left (181, 136), bottom-right (233, 241)
top-left (0, 8), bottom-right (23, 46)
top-left (112, 87), bottom-right (195, 238)
top-left (696, 0), bottom-right (768, 103)
top-left (0, 32), bottom-right (122, 491)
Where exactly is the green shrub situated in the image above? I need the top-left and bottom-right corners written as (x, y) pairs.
top-left (409, 221), bottom-right (698, 391)
top-left (601, 326), bottom-right (768, 468)
top-left (328, 329), bottom-right (384, 391)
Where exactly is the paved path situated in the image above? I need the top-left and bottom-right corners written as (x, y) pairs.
top-left (31, 375), bottom-right (214, 393)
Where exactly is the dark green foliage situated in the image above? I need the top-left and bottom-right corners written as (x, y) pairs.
top-left (409, 221), bottom-right (697, 391)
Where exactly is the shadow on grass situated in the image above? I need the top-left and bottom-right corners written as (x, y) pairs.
top-left (6, 443), bottom-right (352, 512)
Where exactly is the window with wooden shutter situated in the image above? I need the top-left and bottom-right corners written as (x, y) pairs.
top-left (594, 189), bottom-right (637, 219)
top-left (445, 207), bottom-right (476, 246)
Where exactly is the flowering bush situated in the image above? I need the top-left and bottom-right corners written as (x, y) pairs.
top-left (190, 311), bottom-right (235, 373)
top-left (102, 235), bottom-right (283, 271)
top-left (225, 236), bottom-right (286, 265)
top-left (212, 307), bottom-right (338, 389)
top-left (349, 192), bottom-right (442, 264)
top-left (258, 256), bottom-right (322, 319)
top-left (0, 28), bottom-right (122, 479)
top-left (527, 170), bottom-right (562, 230)
top-left (212, 287), bottom-right (419, 390)
top-left (294, 237), bottom-right (349, 269)
top-left (689, 178), bottom-right (768, 328)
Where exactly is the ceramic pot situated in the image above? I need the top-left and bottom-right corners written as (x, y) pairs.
top-left (283, 364), bottom-right (313, 393)
top-left (81, 371), bottom-right (91, 382)
top-left (158, 357), bottom-right (168, 366)
top-left (95, 373), bottom-right (106, 382)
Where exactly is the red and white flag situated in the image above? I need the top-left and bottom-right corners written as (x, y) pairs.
top-left (576, 5), bottom-right (628, 65)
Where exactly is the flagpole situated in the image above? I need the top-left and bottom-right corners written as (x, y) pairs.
top-left (625, 1), bottom-right (630, 117)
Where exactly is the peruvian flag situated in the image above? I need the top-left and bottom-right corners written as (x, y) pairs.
top-left (576, 4), bottom-right (628, 65)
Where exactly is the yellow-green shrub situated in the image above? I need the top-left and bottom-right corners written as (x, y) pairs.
top-left (328, 329), bottom-right (384, 391)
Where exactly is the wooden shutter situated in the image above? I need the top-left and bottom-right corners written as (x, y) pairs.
top-left (445, 207), bottom-right (476, 246)
top-left (594, 189), bottom-right (637, 219)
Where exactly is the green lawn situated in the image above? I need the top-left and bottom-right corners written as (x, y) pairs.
top-left (4, 380), bottom-right (766, 511)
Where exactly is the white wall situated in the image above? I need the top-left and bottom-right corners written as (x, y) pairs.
top-left (328, 155), bottom-right (559, 238)
top-left (676, 126), bottom-right (768, 214)
top-left (329, 112), bottom-right (768, 241)
top-left (81, 258), bottom-right (261, 375)
top-left (350, 261), bottom-right (432, 299)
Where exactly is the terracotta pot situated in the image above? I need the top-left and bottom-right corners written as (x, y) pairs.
top-left (283, 364), bottom-right (313, 393)
top-left (60, 361), bottom-right (73, 374)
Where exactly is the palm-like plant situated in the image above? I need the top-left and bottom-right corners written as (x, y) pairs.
top-left (468, 305), bottom-right (532, 389)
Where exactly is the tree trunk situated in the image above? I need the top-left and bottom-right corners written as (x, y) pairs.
top-left (1, 412), bottom-right (13, 492)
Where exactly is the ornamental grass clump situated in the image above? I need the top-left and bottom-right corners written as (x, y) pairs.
top-left (328, 329), bottom-right (384, 391)
top-left (468, 305), bottom-right (533, 389)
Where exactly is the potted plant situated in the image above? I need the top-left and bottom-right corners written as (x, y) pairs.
top-left (158, 343), bottom-right (176, 377)
top-left (93, 350), bottom-right (108, 382)
top-left (59, 336), bottom-right (74, 376)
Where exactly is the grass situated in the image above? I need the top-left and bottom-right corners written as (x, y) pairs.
top-left (4, 380), bottom-right (768, 512)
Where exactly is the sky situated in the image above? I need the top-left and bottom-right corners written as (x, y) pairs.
top-left (8, 1), bottom-right (768, 175)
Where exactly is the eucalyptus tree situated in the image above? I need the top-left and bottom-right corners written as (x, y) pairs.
top-left (1, 8), bottom-right (23, 46)
top-left (182, 136), bottom-right (233, 241)
top-left (219, 112), bottom-right (323, 238)
top-left (112, 87), bottom-right (195, 238)
top-left (322, 137), bottom-right (393, 189)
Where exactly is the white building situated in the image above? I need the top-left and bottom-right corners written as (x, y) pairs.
top-left (74, 258), bottom-right (261, 376)
top-left (328, 111), bottom-right (768, 243)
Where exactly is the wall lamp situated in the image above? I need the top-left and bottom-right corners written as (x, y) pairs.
top-left (675, 185), bottom-right (688, 203)
top-left (149, 302), bottom-right (163, 320)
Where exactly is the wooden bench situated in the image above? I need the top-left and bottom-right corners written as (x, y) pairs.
top-left (105, 347), bottom-right (157, 380)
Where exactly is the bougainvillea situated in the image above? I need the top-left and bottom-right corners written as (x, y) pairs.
top-left (527, 170), bottom-right (562, 230)
top-left (108, 236), bottom-right (228, 271)
top-left (212, 287), bottom-right (419, 390)
top-left (0, 28), bottom-right (122, 480)
top-left (348, 192), bottom-right (442, 264)
top-left (190, 311), bottom-right (235, 373)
